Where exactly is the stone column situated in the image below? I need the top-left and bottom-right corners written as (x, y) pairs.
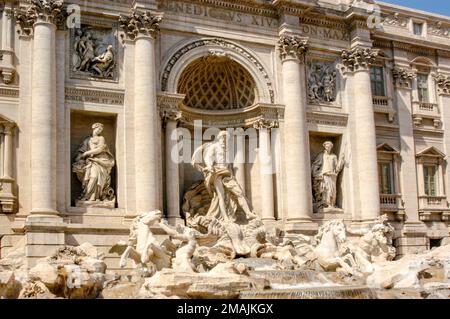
top-left (120, 10), bottom-right (162, 213)
top-left (162, 109), bottom-right (182, 225)
top-left (24, 1), bottom-right (66, 216)
top-left (234, 128), bottom-right (246, 194)
top-left (393, 66), bottom-right (420, 222)
top-left (0, 2), bottom-right (15, 83)
top-left (435, 73), bottom-right (450, 199)
top-left (278, 35), bottom-right (313, 229)
top-left (3, 123), bottom-right (14, 179)
top-left (341, 47), bottom-right (380, 222)
top-left (254, 120), bottom-right (276, 222)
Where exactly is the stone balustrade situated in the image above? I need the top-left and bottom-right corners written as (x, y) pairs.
top-left (418, 195), bottom-right (450, 221)
top-left (373, 96), bottom-right (395, 122)
top-left (412, 101), bottom-right (442, 127)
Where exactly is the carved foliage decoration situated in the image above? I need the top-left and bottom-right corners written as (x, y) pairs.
top-left (15, 0), bottom-right (67, 35)
top-left (433, 73), bottom-right (450, 95)
top-left (119, 10), bottom-right (162, 40)
top-left (341, 47), bottom-right (378, 72)
top-left (307, 61), bottom-right (337, 104)
top-left (278, 35), bottom-right (308, 62)
top-left (71, 25), bottom-right (118, 80)
top-left (392, 66), bottom-right (415, 89)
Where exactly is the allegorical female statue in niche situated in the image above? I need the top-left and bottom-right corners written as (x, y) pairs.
top-left (311, 141), bottom-right (345, 211)
top-left (72, 123), bottom-right (116, 208)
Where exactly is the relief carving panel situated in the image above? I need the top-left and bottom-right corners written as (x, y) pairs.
top-left (70, 25), bottom-right (118, 80)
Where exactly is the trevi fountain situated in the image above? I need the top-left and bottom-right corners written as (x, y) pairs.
top-left (0, 0), bottom-right (449, 300)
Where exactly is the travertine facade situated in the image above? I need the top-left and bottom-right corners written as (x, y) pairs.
top-left (0, 0), bottom-right (450, 271)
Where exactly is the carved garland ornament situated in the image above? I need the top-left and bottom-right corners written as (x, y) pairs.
top-left (119, 10), bottom-right (162, 40)
top-left (341, 47), bottom-right (378, 72)
top-left (161, 38), bottom-right (275, 103)
top-left (278, 35), bottom-right (308, 63)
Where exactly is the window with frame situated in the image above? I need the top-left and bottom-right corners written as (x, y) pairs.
top-left (413, 22), bottom-right (424, 36)
top-left (417, 74), bottom-right (429, 103)
top-left (370, 66), bottom-right (386, 97)
top-left (378, 162), bottom-right (394, 194)
top-left (424, 164), bottom-right (438, 196)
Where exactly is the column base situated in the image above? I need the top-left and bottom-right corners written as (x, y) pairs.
top-left (30, 208), bottom-right (59, 215)
top-left (22, 214), bottom-right (66, 269)
top-left (394, 221), bottom-right (428, 258)
top-left (284, 220), bottom-right (318, 235)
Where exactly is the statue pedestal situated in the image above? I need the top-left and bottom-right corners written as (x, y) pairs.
top-left (314, 207), bottom-right (344, 220)
top-left (75, 199), bottom-right (115, 209)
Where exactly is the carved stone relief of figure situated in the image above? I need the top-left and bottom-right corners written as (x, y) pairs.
top-left (71, 26), bottom-right (117, 79)
top-left (307, 61), bottom-right (337, 104)
top-left (311, 141), bottom-right (345, 211)
top-left (72, 123), bottom-right (116, 208)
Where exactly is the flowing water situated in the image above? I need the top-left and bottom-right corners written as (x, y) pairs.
top-left (241, 269), bottom-right (376, 299)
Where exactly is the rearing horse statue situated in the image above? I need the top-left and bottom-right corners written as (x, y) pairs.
top-left (310, 220), bottom-right (359, 275)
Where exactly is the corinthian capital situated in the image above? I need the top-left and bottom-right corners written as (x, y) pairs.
top-left (278, 35), bottom-right (308, 63)
top-left (432, 73), bottom-right (450, 95)
top-left (253, 119), bottom-right (279, 130)
top-left (392, 66), bottom-right (415, 89)
top-left (15, 0), bottom-right (66, 34)
top-left (119, 10), bottom-right (162, 40)
top-left (341, 47), bottom-right (378, 72)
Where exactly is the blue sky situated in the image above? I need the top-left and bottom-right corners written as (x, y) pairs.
top-left (381, 0), bottom-right (450, 17)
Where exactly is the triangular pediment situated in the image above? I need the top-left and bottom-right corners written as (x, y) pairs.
top-left (416, 146), bottom-right (446, 158)
top-left (377, 143), bottom-right (399, 154)
top-left (0, 114), bottom-right (15, 124)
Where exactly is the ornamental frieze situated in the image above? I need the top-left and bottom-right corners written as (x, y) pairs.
top-left (428, 22), bottom-right (450, 38)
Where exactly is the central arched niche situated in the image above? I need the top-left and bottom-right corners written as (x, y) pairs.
top-left (177, 55), bottom-right (257, 111)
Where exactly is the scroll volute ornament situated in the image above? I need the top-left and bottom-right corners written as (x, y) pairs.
top-left (341, 47), bottom-right (378, 72)
top-left (119, 10), bottom-right (162, 40)
top-left (278, 35), bottom-right (308, 63)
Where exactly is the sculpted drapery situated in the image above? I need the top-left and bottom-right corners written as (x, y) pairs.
top-left (72, 123), bottom-right (115, 206)
top-left (311, 141), bottom-right (345, 210)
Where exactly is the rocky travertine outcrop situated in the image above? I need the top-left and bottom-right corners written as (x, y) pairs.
top-left (22, 243), bottom-right (107, 299)
top-left (367, 245), bottom-right (450, 291)
top-left (139, 262), bottom-right (269, 299)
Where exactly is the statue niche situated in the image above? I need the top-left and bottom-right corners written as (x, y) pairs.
top-left (71, 26), bottom-right (117, 79)
top-left (72, 123), bottom-right (116, 208)
top-left (311, 140), bottom-right (345, 212)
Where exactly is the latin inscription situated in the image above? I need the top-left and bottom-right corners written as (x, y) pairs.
top-left (159, 1), bottom-right (278, 28)
top-left (298, 24), bottom-right (350, 41)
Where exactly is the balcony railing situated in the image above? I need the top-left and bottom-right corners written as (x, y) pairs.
top-left (419, 195), bottom-right (448, 210)
top-left (380, 194), bottom-right (403, 211)
top-left (372, 96), bottom-right (395, 122)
